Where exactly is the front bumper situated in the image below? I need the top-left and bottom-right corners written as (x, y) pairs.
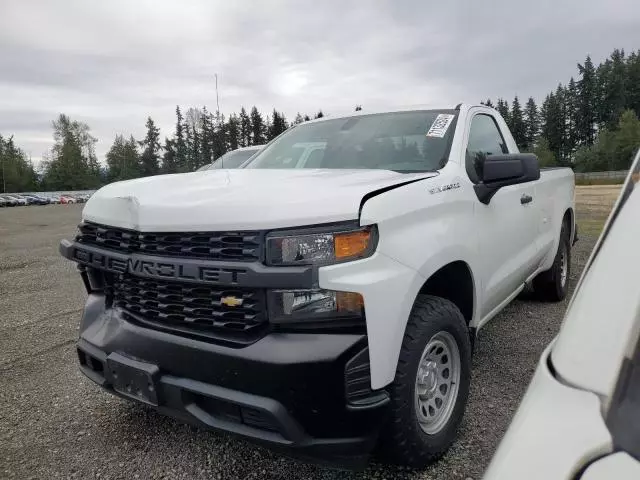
top-left (75, 293), bottom-right (389, 465)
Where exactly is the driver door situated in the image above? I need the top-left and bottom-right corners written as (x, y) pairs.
top-left (466, 113), bottom-right (539, 320)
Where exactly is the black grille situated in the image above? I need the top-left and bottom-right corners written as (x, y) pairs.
top-left (77, 222), bottom-right (262, 261)
top-left (111, 275), bottom-right (268, 344)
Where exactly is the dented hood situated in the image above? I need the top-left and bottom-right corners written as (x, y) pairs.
top-left (82, 169), bottom-right (437, 231)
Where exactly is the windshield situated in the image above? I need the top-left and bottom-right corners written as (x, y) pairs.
top-left (246, 110), bottom-right (457, 172)
top-left (198, 148), bottom-right (261, 171)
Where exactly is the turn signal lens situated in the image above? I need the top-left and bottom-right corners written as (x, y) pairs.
top-left (334, 230), bottom-right (371, 259)
top-left (336, 292), bottom-right (364, 313)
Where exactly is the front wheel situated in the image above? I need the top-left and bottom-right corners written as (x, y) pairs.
top-left (378, 295), bottom-right (471, 467)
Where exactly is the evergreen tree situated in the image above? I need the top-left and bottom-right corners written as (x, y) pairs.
top-left (161, 137), bottom-right (177, 173)
top-left (239, 107), bottom-right (251, 147)
top-left (484, 99), bottom-right (494, 108)
top-left (106, 134), bottom-right (140, 182)
top-left (495, 99), bottom-right (510, 127)
top-left (303, 114), bottom-right (311, 122)
top-left (184, 108), bottom-right (203, 171)
top-left (212, 112), bottom-right (227, 159)
top-left (523, 97), bottom-right (539, 151)
top-left (293, 113), bottom-right (304, 125)
top-left (541, 91), bottom-right (565, 164)
top-left (565, 77), bottom-right (579, 159)
top-left (190, 124), bottom-right (201, 170)
top-left (226, 113), bottom-right (240, 151)
top-left (314, 110), bottom-right (324, 119)
top-left (0, 134), bottom-right (38, 192)
top-left (626, 50), bottom-right (640, 119)
top-left (355, 105), bottom-right (362, 111)
top-left (574, 109), bottom-right (640, 172)
top-left (139, 117), bottom-right (161, 176)
top-left (576, 55), bottom-right (597, 146)
top-left (533, 137), bottom-right (557, 167)
top-left (267, 109), bottom-right (288, 140)
top-left (199, 107), bottom-right (214, 166)
top-left (42, 114), bottom-right (101, 190)
top-left (597, 49), bottom-right (627, 129)
top-left (174, 106), bottom-right (187, 172)
top-left (510, 96), bottom-right (526, 148)
top-left (249, 106), bottom-right (266, 145)
top-left (554, 85), bottom-right (570, 164)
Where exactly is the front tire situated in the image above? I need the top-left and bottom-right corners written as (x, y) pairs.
top-left (379, 295), bottom-right (471, 467)
top-left (532, 220), bottom-right (570, 301)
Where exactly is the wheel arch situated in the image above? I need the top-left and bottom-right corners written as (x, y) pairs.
top-left (564, 207), bottom-right (575, 244)
top-left (417, 260), bottom-right (476, 326)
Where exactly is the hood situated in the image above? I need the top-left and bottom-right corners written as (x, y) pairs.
top-left (82, 169), bottom-right (437, 231)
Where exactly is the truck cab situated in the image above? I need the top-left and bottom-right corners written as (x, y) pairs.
top-left (60, 104), bottom-right (575, 467)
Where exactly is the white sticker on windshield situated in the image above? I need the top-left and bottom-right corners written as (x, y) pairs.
top-left (426, 114), bottom-right (455, 138)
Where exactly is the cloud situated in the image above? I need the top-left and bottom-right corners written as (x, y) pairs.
top-left (1, 0), bottom-right (638, 164)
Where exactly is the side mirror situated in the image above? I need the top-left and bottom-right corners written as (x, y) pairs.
top-left (474, 153), bottom-right (540, 204)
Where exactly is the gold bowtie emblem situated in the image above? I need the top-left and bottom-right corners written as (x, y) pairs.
top-left (220, 296), bottom-right (243, 307)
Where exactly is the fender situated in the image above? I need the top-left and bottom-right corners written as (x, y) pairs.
top-left (350, 168), bottom-right (482, 387)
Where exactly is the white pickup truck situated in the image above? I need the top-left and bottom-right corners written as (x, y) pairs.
top-left (60, 104), bottom-right (575, 467)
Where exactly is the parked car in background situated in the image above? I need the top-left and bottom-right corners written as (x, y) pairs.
top-left (33, 194), bottom-right (54, 204)
top-left (485, 150), bottom-right (640, 479)
top-left (0, 195), bottom-right (16, 206)
top-left (23, 194), bottom-right (49, 205)
top-left (196, 145), bottom-right (265, 171)
top-left (60, 195), bottom-right (78, 204)
top-left (4, 194), bottom-right (27, 206)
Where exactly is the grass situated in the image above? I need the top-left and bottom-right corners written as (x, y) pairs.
top-left (575, 177), bottom-right (625, 186)
top-left (575, 184), bottom-right (621, 236)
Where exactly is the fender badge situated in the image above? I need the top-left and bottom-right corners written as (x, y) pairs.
top-left (429, 182), bottom-right (460, 195)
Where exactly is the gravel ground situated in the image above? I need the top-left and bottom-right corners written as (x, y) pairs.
top-left (0, 204), bottom-right (596, 480)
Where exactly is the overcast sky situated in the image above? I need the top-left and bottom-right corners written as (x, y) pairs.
top-left (1, 0), bottom-right (638, 165)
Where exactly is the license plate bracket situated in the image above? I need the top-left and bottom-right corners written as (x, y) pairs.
top-left (106, 352), bottom-right (160, 406)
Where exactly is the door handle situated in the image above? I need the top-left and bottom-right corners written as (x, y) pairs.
top-left (520, 194), bottom-right (533, 205)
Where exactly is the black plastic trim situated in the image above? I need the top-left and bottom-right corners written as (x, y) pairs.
top-left (74, 312), bottom-right (386, 466)
top-left (60, 239), bottom-right (313, 289)
top-left (358, 176), bottom-right (436, 216)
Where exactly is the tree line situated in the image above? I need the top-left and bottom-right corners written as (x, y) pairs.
top-left (39, 107), bottom-right (322, 191)
top-left (1, 48), bottom-right (639, 193)
top-left (482, 48), bottom-right (640, 170)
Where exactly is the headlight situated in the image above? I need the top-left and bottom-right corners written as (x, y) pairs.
top-left (266, 224), bottom-right (377, 266)
top-left (267, 289), bottom-right (364, 324)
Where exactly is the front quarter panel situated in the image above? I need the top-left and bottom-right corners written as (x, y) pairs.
top-left (360, 163), bottom-right (480, 320)
top-left (323, 163), bottom-right (480, 388)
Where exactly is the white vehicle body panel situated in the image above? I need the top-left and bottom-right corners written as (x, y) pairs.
top-left (81, 104), bottom-right (575, 390)
top-left (552, 185), bottom-right (640, 398)
top-left (483, 345), bottom-right (612, 480)
top-left (486, 151), bottom-right (640, 479)
top-left (82, 169), bottom-right (436, 232)
top-left (581, 453), bottom-right (640, 480)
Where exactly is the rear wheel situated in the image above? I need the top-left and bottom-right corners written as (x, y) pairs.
top-left (532, 220), bottom-right (570, 301)
top-left (379, 295), bottom-right (471, 467)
